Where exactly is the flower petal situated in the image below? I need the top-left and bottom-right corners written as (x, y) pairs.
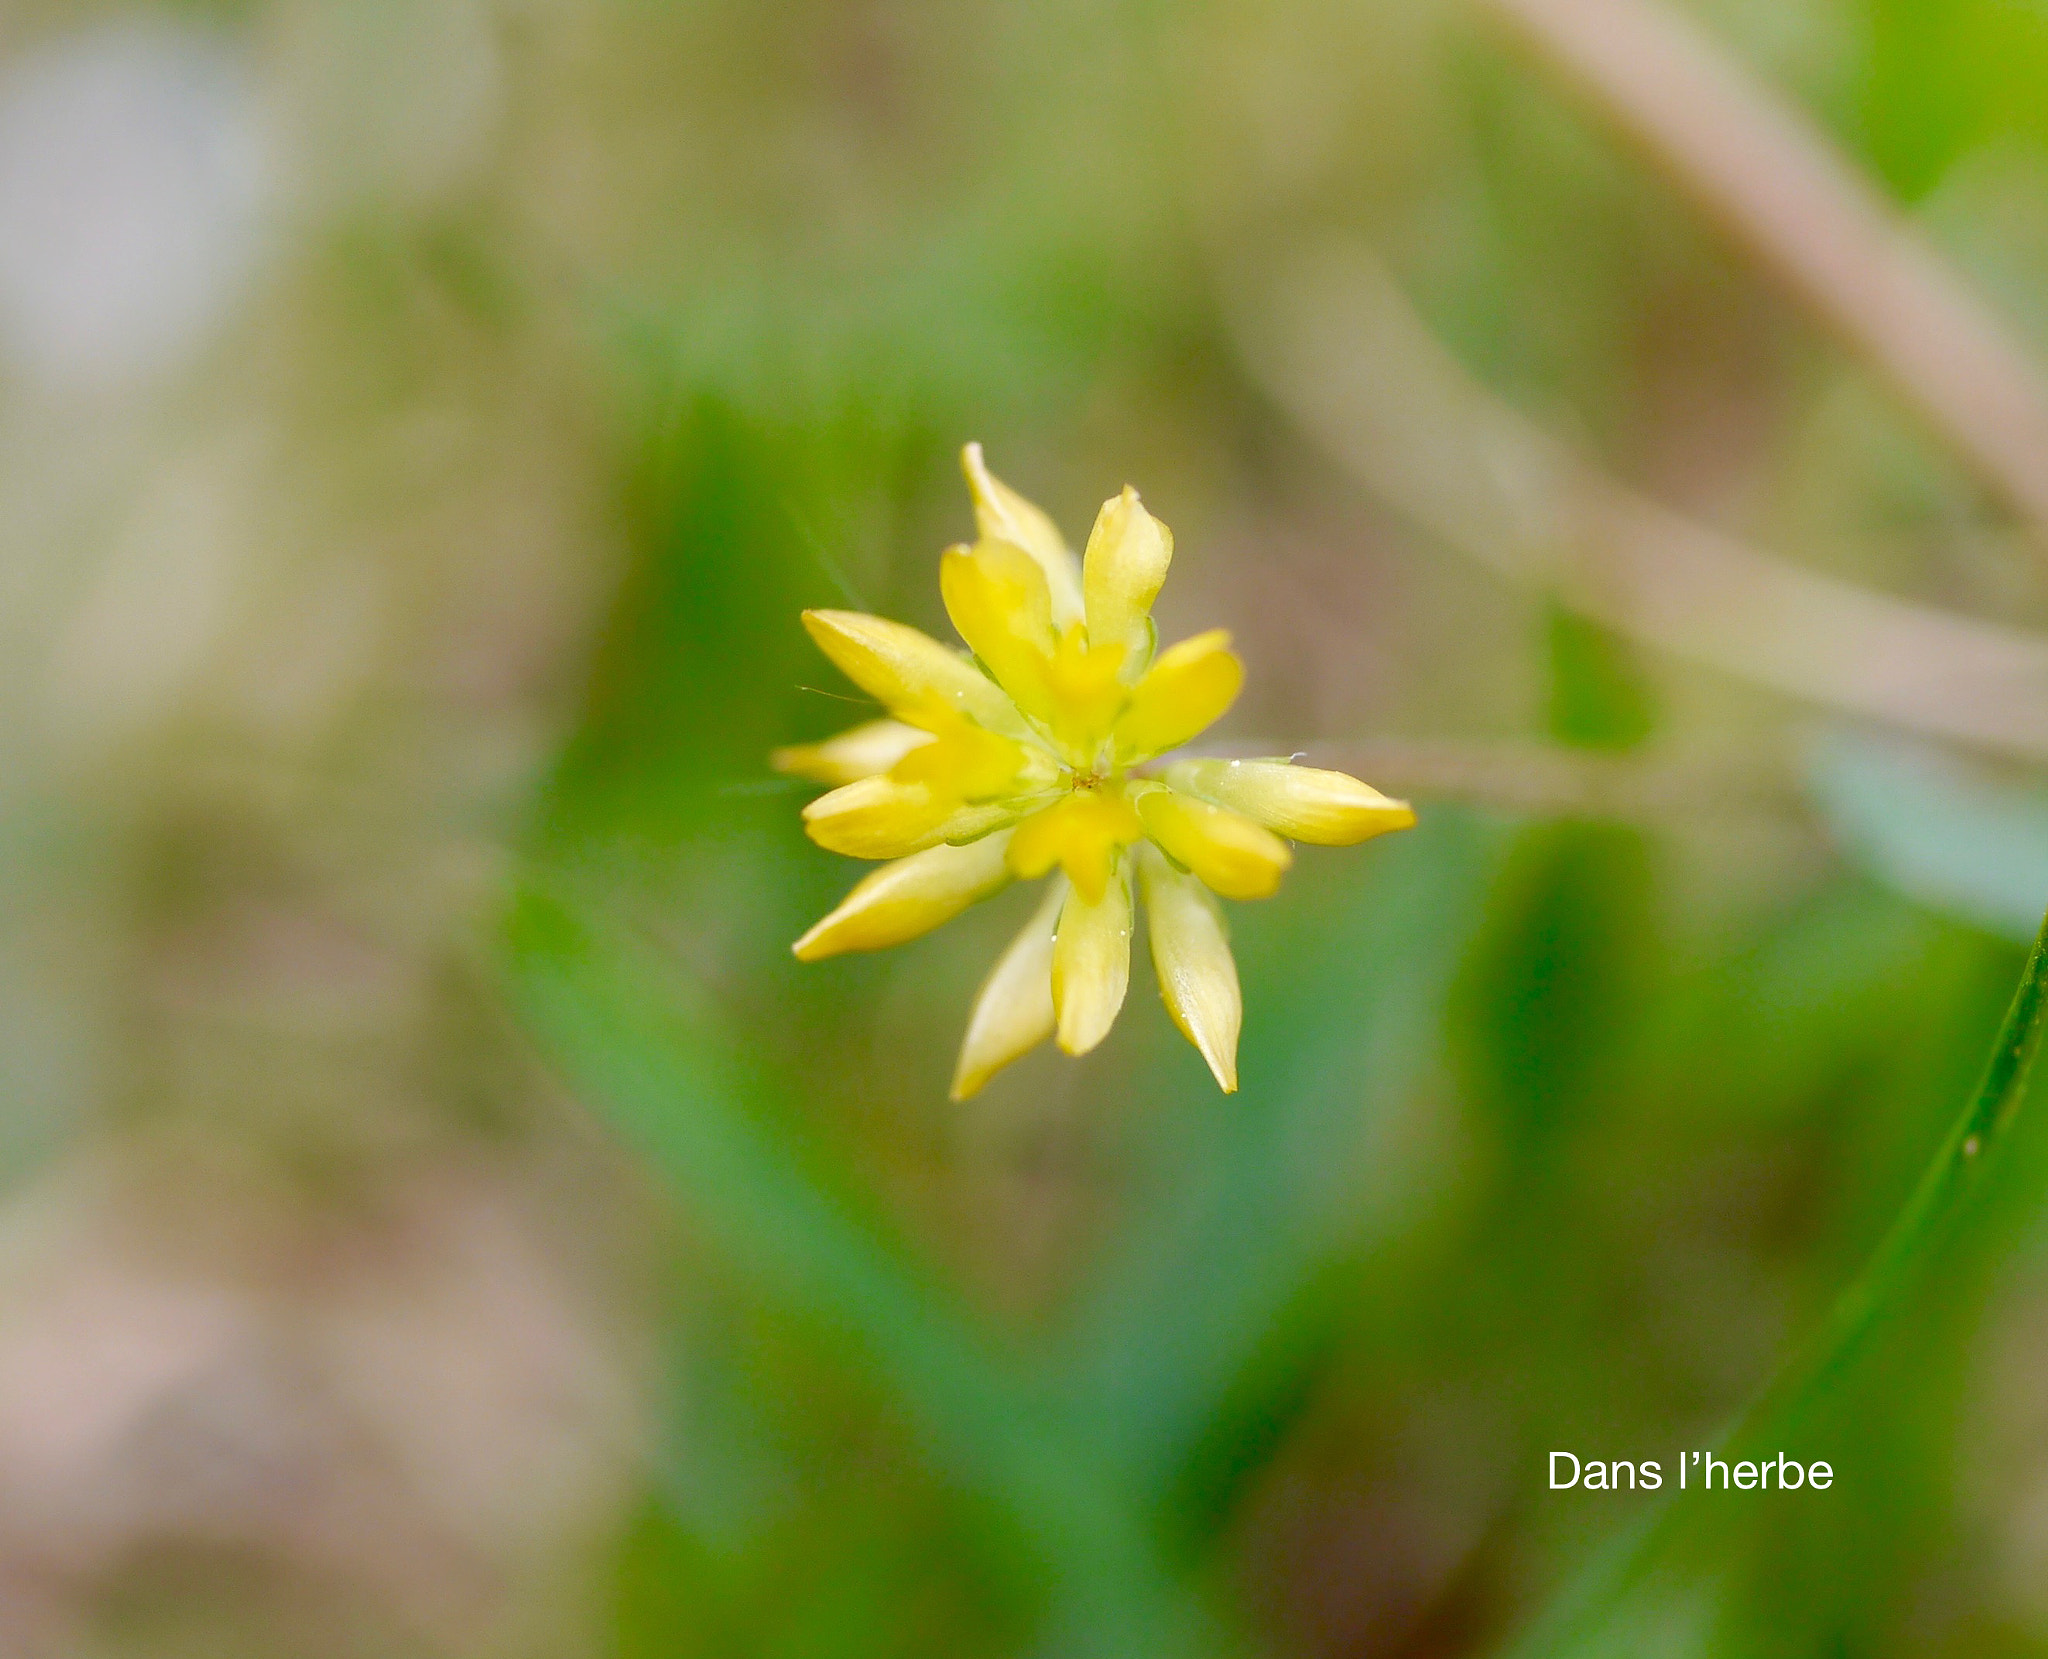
top-left (888, 706), bottom-right (1034, 800)
top-left (939, 540), bottom-right (1061, 723)
top-left (794, 833), bottom-right (1014, 961)
top-left (1164, 758), bottom-right (1416, 844)
top-left (1005, 789), bottom-right (1144, 905)
top-left (1113, 629), bottom-right (1244, 761)
top-left (1138, 843), bottom-right (1241, 1092)
top-left (803, 775), bottom-right (1034, 859)
top-left (772, 719), bottom-right (933, 786)
top-left (1040, 625), bottom-right (1130, 762)
top-left (1134, 785), bottom-right (1292, 900)
top-left (951, 877), bottom-right (1065, 1099)
top-left (1052, 860), bottom-right (1132, 1055)
top-left (961, 442), bottom-right (1083, 624)
top-left (1082, 486), bottom-right (1172, 663)
top-left (801, 609), bottom-right (1023, 736)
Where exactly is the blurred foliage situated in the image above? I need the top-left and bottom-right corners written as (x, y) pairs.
top-left (14, 0), bottom-right (2048, 1655)
top-left (506, 0), bottom-right (2048, 1654)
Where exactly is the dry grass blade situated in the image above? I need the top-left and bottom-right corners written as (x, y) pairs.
top-left (1483, 0), bottom-right (2048, 549)
top-left (1233, 243), bottom-right (2048, 763)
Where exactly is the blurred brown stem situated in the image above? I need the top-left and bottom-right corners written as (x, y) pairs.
top-left (1203, 738), bottom-right (1797, 822)
top-left (1234, 243), bottom-right (2048, 764)
top-left (1482, 0), bottom-right (2048, 550)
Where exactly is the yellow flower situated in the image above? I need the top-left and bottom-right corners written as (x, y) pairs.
top-left (779, 444), bottom-right (1416, 1097)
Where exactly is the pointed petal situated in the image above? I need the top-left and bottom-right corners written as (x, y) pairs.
top-left (1138, 844), bottom-right (1241, 1092)
top-left (939, 541), bottom-right (1060, 722)
top-left (1082, 486), bottom-right (1173, 662)
top-left (801, 609), bottom-right (1022, 735)
top-left (961, 442), bottom-right (1083, 624)
top-left (803, 775), bottom-right (1031, 859)
top-left (1004, 799), bottom-right (1067, 883)
top-left (1164, 758), bottom-right (1416, 845)
top-left (803, 775), bottom-right (942, 856)
top-left (794, 833), bottom-right (1015, 961)
top-left (1113, 629), bottom-right (1244, 761)
top-left (887, 706), bottom-right (1033, 800)
top-left (1052, 860), bottom-right (1132, 1055)
top-left (1039, 624), bottom-right (1131, 761)
top-left (1134, 785), bottom-right (1292, 900)
top-left (772, 719), bottom-right (933, 786)
top-left (951, 878), bottom-right (1065, 1099)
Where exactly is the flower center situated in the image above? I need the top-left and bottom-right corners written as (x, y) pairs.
top-left (1006, 774), bottom-right (1144, 903)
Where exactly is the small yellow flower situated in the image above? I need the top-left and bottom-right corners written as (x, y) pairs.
top-left (779, 444), bottom-right (1416, 1097)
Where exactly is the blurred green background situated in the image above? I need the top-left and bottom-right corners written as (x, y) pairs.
top-left (10, 0), bottom-right (2048, 1655)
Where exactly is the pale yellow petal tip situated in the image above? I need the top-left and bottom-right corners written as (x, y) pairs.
top-left (1173, 1000), bottom-right (1241, 1090)
top-left (1335, 795), bottom-right (1418, 844)
top-left (958, 445), bottom-right (1009, 526)
top-left (949, 880), bottom-right (1063, 1098)
top-left (950, 1054), bottom-right (1030, 1100)
top-left (1180, 1021), bottom-right (1238, 1092)
top-left (773, 720), bottom-right (935, 787)
top-left (1081, 486), bottom-right (1174, 655)
top-left (792, 907), bottom-right (853, 960)
top-left (793, 837), bottom-right (1015, 964)
top-left (772, 741), bottom-right (874, 785)
top-left (959, 442), bottom-right (1010, 507)
top-left (1161, 759), bottom-right (1416, 845)
top-left (957, 443), bottom-right (1084, 623)
top-left (1054, 982), bottom-right (1127, 1055)
top-left (792, 903), bottom-right (869, 960)
top-left (1051, 875), bottom-right (1133, 1056)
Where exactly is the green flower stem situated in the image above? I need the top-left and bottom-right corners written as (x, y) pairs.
top-left (1511, 902), bottom-right (2048, 1658)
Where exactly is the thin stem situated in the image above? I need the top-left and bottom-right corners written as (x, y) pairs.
top-left (1508, 902), bottom-right (2048, 1657)
top-left (1232, 246), bottom-right (2048, 762)
top-left (1482, 0), bottom-right (2048, 554)
top-left (1801, 902), bottom-right (2048, 1369)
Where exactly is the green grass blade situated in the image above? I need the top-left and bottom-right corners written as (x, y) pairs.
top-left (1503, 900), bottom-right (2048, 1658)
top-left (502, 879), bottom-right (1230, 1659)
top-left (1064, 813), bottom-right (1502, 1508)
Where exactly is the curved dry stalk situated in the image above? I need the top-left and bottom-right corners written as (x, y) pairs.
top-left (1482, 0), bottom-right (2048, 550)
top-left (1232, 242), bottom-right (2048, 764)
